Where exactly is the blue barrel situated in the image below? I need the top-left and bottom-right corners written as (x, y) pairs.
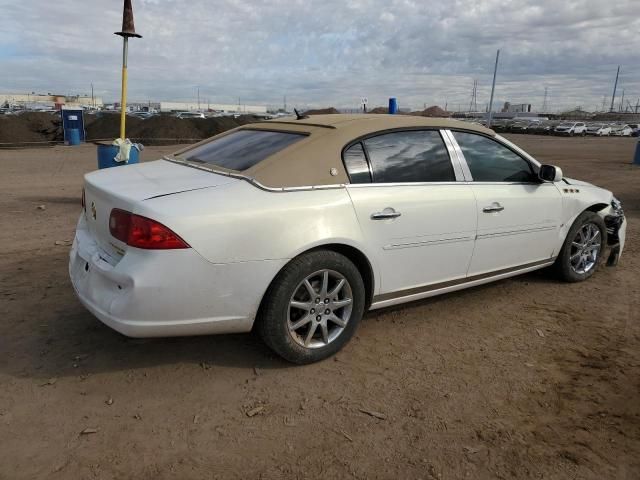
top-left (634, 138), bottom-right (640, 166)
top-left (97, 143), bottom-right (140, 169)
top-left (388, 97), bottom-right (398, 114)
top-left (66, 128), bottom-right (81, 146)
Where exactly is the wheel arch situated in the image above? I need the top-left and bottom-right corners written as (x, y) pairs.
top-left (256, 243), bottom-right (376, 325)
top-left (306, 243), bottom-right (375, 310)
top-left (585, 202), bottom-right (609, 213)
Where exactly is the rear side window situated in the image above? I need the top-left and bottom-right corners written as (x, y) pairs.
top-left (453, 132), bottom-right (535, 182)
top-left (363, 130), bottom-right (454, 183)
top-left (343, 143), bottom-right (371, 183)
top-left (182, 129), bottom-right (305, 171)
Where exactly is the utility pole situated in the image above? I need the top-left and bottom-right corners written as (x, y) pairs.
top-left (487, 49), bottom-right (500, 128)
top-left (619, 90), bottom-right (625, 112)
top-left (601, 95), bottom-right (606, 112)
top-left (115, 0), bottom-right (142, 140)
top-left (197, 86), bottom-right (200, 111)
top-left (91, 82), bottom-right (95, 109)
top-left (610, 66), bottom-right (620, 112)
top-left (284, 95), bottom-right (287, 112)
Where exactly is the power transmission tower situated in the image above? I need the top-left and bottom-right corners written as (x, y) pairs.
top-left (468, 79), bottom-right (478, 113)
top-left (541, 87), bottom-right (549, 113)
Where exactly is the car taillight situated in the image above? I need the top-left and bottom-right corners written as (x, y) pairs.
top-left (109, 209), bottom-right (190, 249)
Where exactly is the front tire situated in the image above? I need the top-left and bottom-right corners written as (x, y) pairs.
top-left (555, 211), bottom-right (606, 282)
top-left (257, 250), bottom-right (365, 364)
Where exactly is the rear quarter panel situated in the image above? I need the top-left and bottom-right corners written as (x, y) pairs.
top-left (133, 181), bottom-right (380, 290)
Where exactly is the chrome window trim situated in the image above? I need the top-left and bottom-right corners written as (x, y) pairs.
top-left (347, 181), bottom-right (464, 188)
top-left (442, 129), bottom-right (472, 181)
top-left (439, 129), bottom-right (466, 181)
top-left (168, 155), bottom-right (552, 192)
top-left (165, 156), bottom-right (345, 193)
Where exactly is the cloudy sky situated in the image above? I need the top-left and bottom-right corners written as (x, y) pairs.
top-left (1, 0), bottom-right (638, 112)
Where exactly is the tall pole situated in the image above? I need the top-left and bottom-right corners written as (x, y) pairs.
top-left (119, 37), bottom-right (129, 139)
top-left (487, 49), bottom-right (500, 128)
top-left (115, 0), bottom-right (142, 139)
top-left (610, 66), bottom-right (620, 113)
top-left (197, 86), bottom-right (200, 111)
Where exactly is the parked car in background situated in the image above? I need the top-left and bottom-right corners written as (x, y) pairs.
top-left (610, 125), bottom-right (633, 137)
top-left (131, 111), bottom-right (156, 120)
top-left (70, 115), bottom-right (627, 363)
top-left (529, 121), bottom-right (558, 135)
top-left (489, 119), bottom-right (509, 133)
top-left (175, 112), bottom-right (206, 119)
top-left (628, 124), bottom-right (639, 137)
top-left (554, 122), bottom-right (587, 136)
top-left (586, 124), bottom-right (612, 136)
top-left (509, 121), bottom-right (539, 134)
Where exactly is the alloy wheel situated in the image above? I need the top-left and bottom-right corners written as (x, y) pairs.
top-left (287, 269), bottom-right (353, 349)
top-left (570, 223), bottom-right (601, 274)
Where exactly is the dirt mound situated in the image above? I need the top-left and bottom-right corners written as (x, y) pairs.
top-left (304, 107), bottom-right (340, 115)
top-left (126, 115), bottom-right (257, 144)
top-left (369, 107), bottom-right (389, 114)
top-left (411, 105), bottom-right (449, 117)
top-left (1, 112), bottom-right (261, 147)
top-left (0, 112), bottom-right (61, 145)
top-left (85, 114), bottom-right (143, 141)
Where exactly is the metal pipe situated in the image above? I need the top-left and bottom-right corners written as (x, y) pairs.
top-left (119, 37), bottom-right (129, 139)
top-left (610, 66), bottom-right (620, 113)
top-left (487, 49), bottom-right (500, 128)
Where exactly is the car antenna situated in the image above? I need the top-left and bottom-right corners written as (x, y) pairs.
top-left (294, 108), bottom-right (308, 120)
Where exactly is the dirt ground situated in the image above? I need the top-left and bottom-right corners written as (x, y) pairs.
top-left (0, 136), bottom-right (638, 480)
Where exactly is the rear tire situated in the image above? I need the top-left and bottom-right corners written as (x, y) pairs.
top-left (555, 211), bottom-right (606, 282)
top-left (257, 250), bottom-right (365, 364)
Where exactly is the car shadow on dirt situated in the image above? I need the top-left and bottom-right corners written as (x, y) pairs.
top-left (1, 248), bottom-right (562, 381)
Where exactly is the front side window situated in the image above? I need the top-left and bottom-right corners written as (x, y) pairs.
top-left (453, 132), bottom-right (536, 182)
top-left (362, 130), bottom-right (454, 183)
top-left (182, 129), bottom-right (306, 171)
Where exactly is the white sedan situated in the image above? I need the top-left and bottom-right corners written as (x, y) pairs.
top-left (610, 125), bottom-right (633, 136)
top-left (585, 124), bottom-right (611, 136)
top-left (70, 115), bottom-right (627, 363)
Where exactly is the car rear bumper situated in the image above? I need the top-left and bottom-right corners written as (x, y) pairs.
top-left (69, 215), bottom-right (286, 337)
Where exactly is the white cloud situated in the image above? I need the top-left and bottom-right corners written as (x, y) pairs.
top-left (0, 0), bottom-right (638, 112)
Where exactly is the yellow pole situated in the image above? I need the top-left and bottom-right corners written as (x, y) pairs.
top-left (119, 37), bottom-right (129, 139)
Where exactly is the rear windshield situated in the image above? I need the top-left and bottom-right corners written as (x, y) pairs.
top-left (182, 129), bottom-right (306, 171)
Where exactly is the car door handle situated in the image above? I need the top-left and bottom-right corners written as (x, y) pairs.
top-left (371, 208), bottom-right (402, 220)
top-left (483, 203), bottom-right (504, 213)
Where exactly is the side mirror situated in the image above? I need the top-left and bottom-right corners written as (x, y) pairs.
top-left (539, 164), bottom-right (563, 182)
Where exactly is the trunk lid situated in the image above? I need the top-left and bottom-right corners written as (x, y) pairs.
top-left (83, 159), bottom-right (234, 262)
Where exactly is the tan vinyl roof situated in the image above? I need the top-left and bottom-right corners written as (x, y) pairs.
top-left (175, 114), bottom-right (495, 188)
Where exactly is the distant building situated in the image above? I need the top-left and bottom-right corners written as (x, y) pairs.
top-left (502, 102), bottom-right (532, 113)
top-left (0, 93), bottom-right (103, 110)
top-left (160, 101), bottom-right (267, 114)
